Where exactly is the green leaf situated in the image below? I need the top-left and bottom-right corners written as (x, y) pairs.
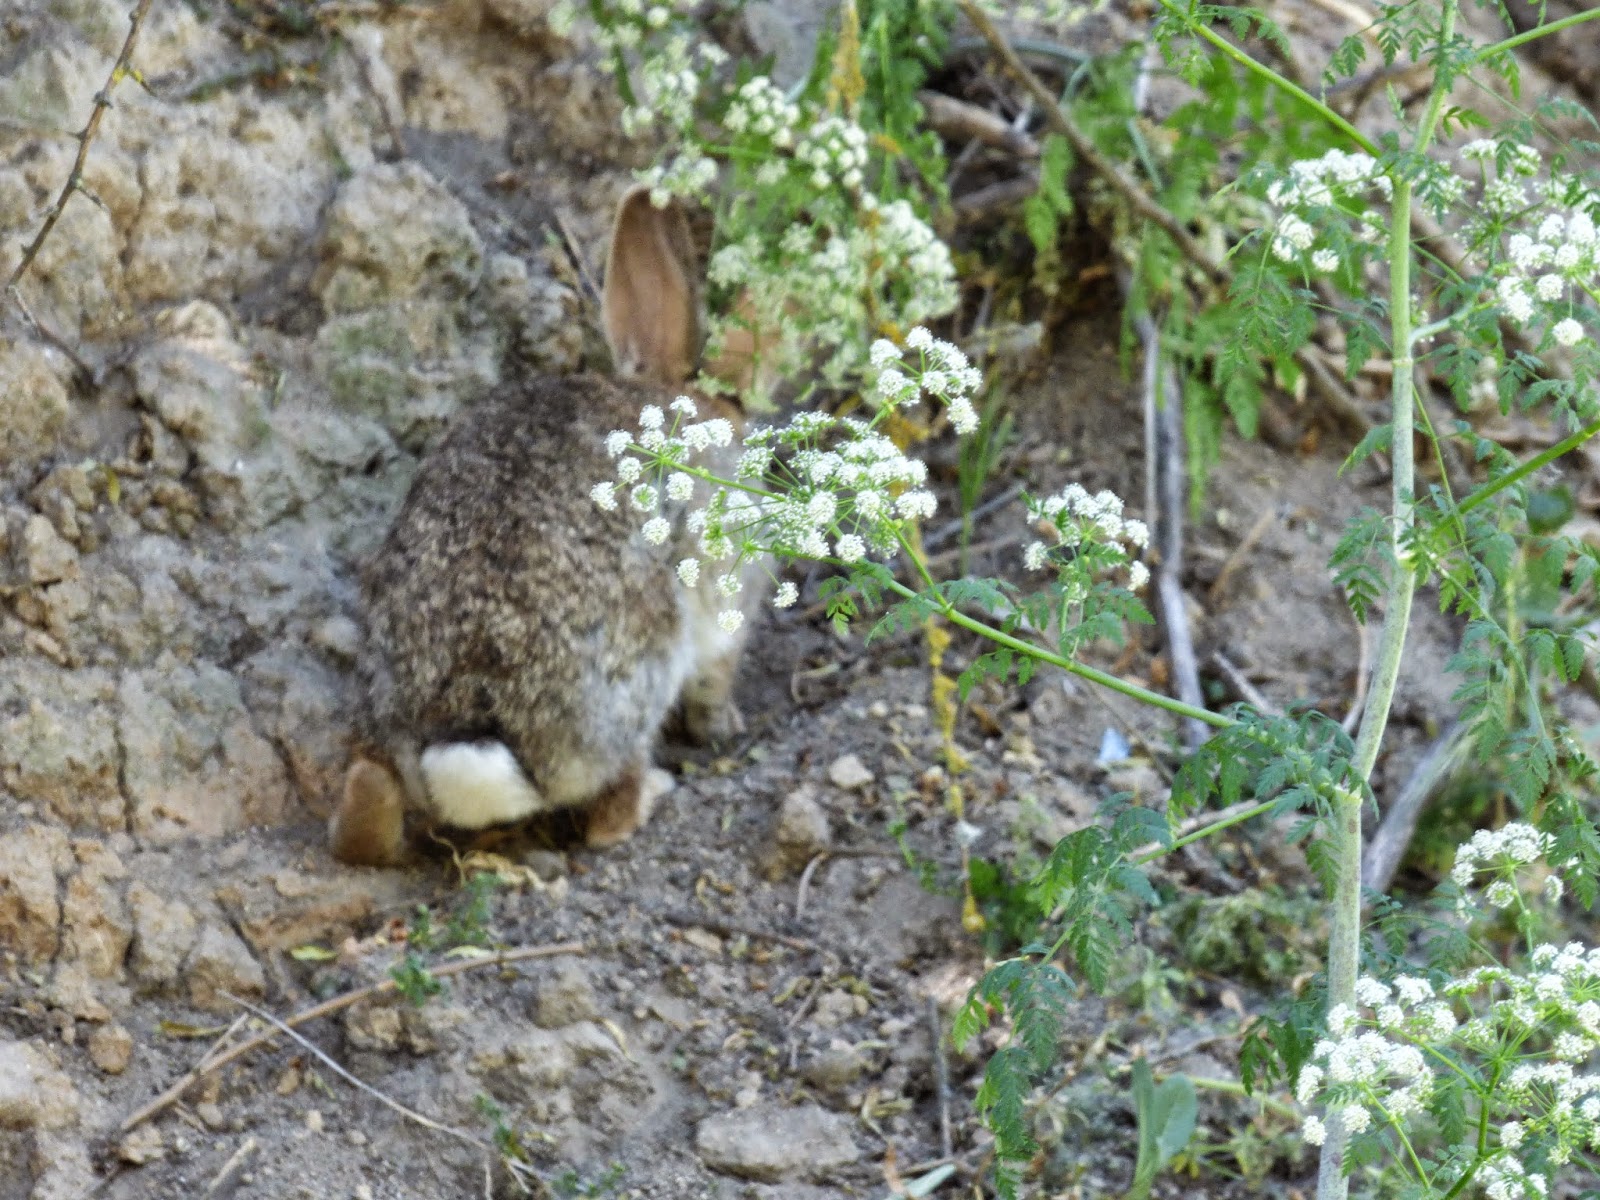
top-left (1128, 1058), bottom-right (1198, 1200)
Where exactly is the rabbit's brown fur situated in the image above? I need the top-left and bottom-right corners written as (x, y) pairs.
top-left (330, 189), bottom-right (760, 865)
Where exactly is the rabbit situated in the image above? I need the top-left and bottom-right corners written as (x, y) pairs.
top-left (329, 185), bottom-right (767, 866)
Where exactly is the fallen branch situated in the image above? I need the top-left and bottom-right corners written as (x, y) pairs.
top-left (1362, 722), bottom-right (1471, 896)
top-left (118, 940), bottom-right (584, 1134)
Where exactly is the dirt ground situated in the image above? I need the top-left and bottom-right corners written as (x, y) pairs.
top-left (2, 1), bottom-right (1600, 1198)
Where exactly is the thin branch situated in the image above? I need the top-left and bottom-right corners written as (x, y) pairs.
top-left (955, 0), bottom-right (1368, 432)
top-left (118, 940), bottom-right (584, 1134)
top-left (220, 992), bottom-right (488, 1150)
top-left (957, 0), bottom-right (1230, 287)
top-left (5, 0), bottom-right (156, 295)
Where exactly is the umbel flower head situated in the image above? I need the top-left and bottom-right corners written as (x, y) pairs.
top-left (590, 327), bottom-right (1154, 636)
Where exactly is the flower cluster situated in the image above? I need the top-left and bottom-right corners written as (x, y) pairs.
top-left (723, 76), bottom-right (800, 146)
top-left (1451, 822), bottom-right (1559, 905)
top-left (591, 329), bottom-right (990, 629)
top-left (1262, 148), bottom-right (1392, 271)
top-left (706, 197), bottom-right (958, 395)
top-left (1296, 827), bottom-right (1598, 1200)
top-left (795, 116), bottom-right (870, 192)
top-left (1022, 484), bottom-right (1151, 593)
top-left (1458, 142), bottom-right (1600, 348)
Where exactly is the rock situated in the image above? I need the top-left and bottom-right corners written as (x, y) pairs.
top-left (695, 1102), bottom-right (861, 1183)
top-left (118, 661), bottom-right (292, 842)
top-left (344, 1004), bottom-right (404, 1053)
top-left (765, 787), bottom-right (830, 879)
top-left (802, 1041), bottom-right (866, 1092)
top-left (21, 515), bottom-right (78, 585)
top-left (27, 1132), bottom-right (96, 1200)
top-left (0, 824), bottom-right (70, 962)
top-left (0, 338), bottom-right (73, 471)
top-left (186, 922), bottom-right (266, 1012)
top-left (0, 1041), bottom-right (79, 1130)
top-left (533, 962), bottom-right (599, 1029)
top-left (127, 884), bottom-right (198, 988)
top-left (88, 1024), bottom-right (134, 1075)
top-left (0, 664), bottom-right (122, 831)
top-left (315, 162), bottom-right (483, 313)
top-left (59, 841), bottom-right (132, 978)
top-left (827, 754), bottom-right (873, 791)
top-left (116, 1124), bottom-right (164, 1165)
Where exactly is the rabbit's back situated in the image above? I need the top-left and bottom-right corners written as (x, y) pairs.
top-left (361, 373), bottom-right (690, 803)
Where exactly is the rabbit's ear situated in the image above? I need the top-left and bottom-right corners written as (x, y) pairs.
top-left (603, 186), bottom-right (700, 385)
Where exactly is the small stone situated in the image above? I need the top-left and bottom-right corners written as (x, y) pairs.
top-left (195, 1102), bottom-right (227, 1131)
top-left (765, 787), bottom-right (830, 880)
top-left (533, 961), bottom-right (598, 1029)
top-left (305, 1108), bottom-right (325, 1133)
top-left (185, 922), bottom-right (266, 1011)
top-left (802, 1041), bottom-right (866, 1092)
top-left (519, 848), bottom-right (568, 882)
top-left (117, 1125), bottom-right (165, 1165)
top-left (87, 1024), bottom-right (134, 1075)
top-left (345, 1004), bottom-right (404, 1052)
top-left (827, 754), bottom-right (873, 792)
top-left (681, 927), bottom-right (724, 957)
top-left (695, 1102), bottom-right (862, 1182)
top-left (21, 515), bottom-right (78, 584)
top-left (867, 701), bottom-right (889, 719)
top-left (0, 1039), bottom-right (79, 1129)
top-left (811, 990), bottom-right (862, 1029)
top-left (347, 1129), bottom-right (368, 1147)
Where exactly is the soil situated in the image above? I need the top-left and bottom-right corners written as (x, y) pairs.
top-left (2, 2), bottom-right (1599, 1199)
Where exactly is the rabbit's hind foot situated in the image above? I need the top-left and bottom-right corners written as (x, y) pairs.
top-left (331, 757), bottom-right (408, 866)
top-left (585, 766), bottom-right (674, 848)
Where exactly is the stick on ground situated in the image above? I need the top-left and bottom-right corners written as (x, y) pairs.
top-left (118, 940), bottom-right (583, 1134)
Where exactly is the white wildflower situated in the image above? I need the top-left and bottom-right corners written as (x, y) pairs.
top-left (641, 517), bottom-right (671, 545)
top-left (773, 581), bottom-right (798, 609)
top-left (676, 558), bottom-right (699, 587)
top-left (717, 609), bottom-right (744, 634)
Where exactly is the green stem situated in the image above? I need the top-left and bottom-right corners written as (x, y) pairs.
top-left (1155, 0), bottom-right (1379, 155)
top-left (1473, 7), bottom-right (1600, 65)
top-left (1458, 415), bottom-right (1600, 515)
top-left (878, 576), bottom-right (1234, 730)
top-left (1132, 799), bottom-right (1279, 865)
top-left (1316, 7), bottom-right (1457, 1197)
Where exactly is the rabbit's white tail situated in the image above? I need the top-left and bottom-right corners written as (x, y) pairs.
top-left (421, 741), bottom-right (544, 828)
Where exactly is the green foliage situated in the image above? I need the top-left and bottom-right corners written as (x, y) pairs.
top-left (1166, 890), bottom-right (1325, 986)
top-left (387, 874), bottom-right (503, 1006)
top-left (1128, 1058), bottom-right (1199, 1200)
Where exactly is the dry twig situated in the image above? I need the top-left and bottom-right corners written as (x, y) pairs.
top-left (5, 0), bottom-right (155, 297)
top-left (200, 1136), bottom-right (258, 1198)
top-left (658, 909), bottom-right (817, 952)
top-left (1211, 651), bottom-right (1282, 716)
top-left (927, 995), bottom-right (954, 1161)
top-left (119, 941), bottom-right (583, 1134)
top-left (220, 992), bottom-right (486, 1149)
top-left (919, 90), bottom-right (1039, 157)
